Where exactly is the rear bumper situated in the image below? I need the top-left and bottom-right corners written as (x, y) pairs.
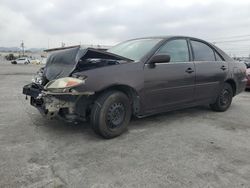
top-left (236, 78), bottom-right (248, 94)
top-left (23, 83), bottom-right (89, 122)
top-left (246, 75), bottom-right (250, 89)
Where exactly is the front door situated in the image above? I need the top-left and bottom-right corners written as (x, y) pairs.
top-left (142, 39), bottom-right (195, 113)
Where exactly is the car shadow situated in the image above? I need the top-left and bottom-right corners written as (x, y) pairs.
top-left (30, 105), bottom-right (213, 139)
top-left (130, 105), bottom-right (212, 127)
top-left (30, 114), bottom-right (100, 140)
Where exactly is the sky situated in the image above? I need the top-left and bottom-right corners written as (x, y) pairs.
top-left (0, 0), bottom-right (250, 56)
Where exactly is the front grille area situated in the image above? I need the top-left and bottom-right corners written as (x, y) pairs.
top-left (31, 97), bottom-right (44, 107)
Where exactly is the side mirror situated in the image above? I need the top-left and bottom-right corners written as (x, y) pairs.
top-left (150, 54), bottom-right (170, 65)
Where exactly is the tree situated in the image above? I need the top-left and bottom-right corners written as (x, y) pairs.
top-left (5, 53), bottom-right (16, 61)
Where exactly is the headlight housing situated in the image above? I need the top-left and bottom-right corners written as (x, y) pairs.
top-left (44, 77), bottom-right (86, 92)
top-left (32, 68), bottom-right (44, 85)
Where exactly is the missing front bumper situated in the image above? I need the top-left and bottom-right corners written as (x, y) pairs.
top-left (23, 83), bottom-right (90, 122)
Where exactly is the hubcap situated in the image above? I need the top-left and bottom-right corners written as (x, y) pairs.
top-left (106, 102), bottom-right (125, 129)
top-left (220, 89), bottom-right (230, 106)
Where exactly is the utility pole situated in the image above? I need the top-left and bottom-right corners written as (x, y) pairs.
top-left (61, 42), bottom-right (65, 47)
top-left (20, 40), bottom-right (24, 56)
top-left (47, 38), bottom-right (50, 49)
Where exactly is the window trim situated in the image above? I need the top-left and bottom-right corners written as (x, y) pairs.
top-left (214, 50), bottom-right (224, 61)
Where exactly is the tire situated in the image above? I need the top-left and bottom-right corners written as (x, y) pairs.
top-left (210, 83), bottom-right (233, 112)
top-left (90, 90), bottom-right (132, 139)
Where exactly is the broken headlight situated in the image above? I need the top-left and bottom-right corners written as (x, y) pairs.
top-left (32, 67), bottom-right (44, 85)
top-left (44, 77), bottom-right (86, 92)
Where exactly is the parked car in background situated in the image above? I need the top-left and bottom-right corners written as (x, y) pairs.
top-left (246, 63), bottom-right (250, 89)
top-left (23, 36), bottom-right (247, 138)
top-left (30, 59), bottom-right (41, 65)
top-left (40, 58), bottom-right (47, 64)
top-left (244, 61), bottom-right (250, 68)
top-left (11, 57), bottom-right (30, 64)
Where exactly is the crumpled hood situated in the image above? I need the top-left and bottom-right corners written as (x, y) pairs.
top-left (44, 47), bottom-right (132, 81)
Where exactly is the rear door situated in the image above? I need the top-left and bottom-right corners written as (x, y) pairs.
top-left (190, 40), bottom-right (228, 102)
top-left (143, 38), bottom-right (195, 113)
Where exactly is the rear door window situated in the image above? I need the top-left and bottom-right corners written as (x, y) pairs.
top-left (191, 40), bottom-right (216, 61)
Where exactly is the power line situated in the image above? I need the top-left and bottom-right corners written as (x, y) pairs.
top-left (219, 47), bottom-right (250, 50)
top-left (222, 49), bottom-right (250, 51)
top-left (213, 38), bottom-right (250, 44)
top-left (207, 34), bottom-right (250, 41)
top-left (224, 51), bottom-right (250, 53)
top-left (219, 46), bottom-right (250, 48)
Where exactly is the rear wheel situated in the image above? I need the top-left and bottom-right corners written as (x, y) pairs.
top-left (210, 83), bottom-right (233, 112)
top-left (90, 90), bottom-right (132, 139)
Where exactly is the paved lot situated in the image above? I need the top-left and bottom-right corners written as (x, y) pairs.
top-left (0, 63), bottom-right (250, 188)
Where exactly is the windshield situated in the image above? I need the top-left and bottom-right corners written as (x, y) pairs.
top-left (108, 38), bottom-right (162, 61)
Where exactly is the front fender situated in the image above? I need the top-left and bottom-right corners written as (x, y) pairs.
top-left (72, 62), bottom-right (144, 95)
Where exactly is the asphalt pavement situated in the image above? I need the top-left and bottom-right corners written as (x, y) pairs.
top-left (0, 63), bottom-right (250, 188)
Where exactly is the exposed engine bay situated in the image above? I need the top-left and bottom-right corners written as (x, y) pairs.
top-left (32, 57), bottom-right (125, 86)
top-left (43, 47), bottom-right (132, 81)
top-left (75, 58), bottom-right (120, 72)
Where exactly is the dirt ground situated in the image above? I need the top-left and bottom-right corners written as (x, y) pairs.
top-left (0, 63), bottom-right (250, 188)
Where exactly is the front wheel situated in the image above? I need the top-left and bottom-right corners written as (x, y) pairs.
top-left (90, 90), bottom-right (132, 139)
top-left (210, 83), bottom-right (233, 112)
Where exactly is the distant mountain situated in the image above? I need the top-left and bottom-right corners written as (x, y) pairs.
top-left (0, 47), bottom-right (20, 52)
top-left (27, 48), bottom-right (46, 52)
top-left (0, 47), bottom-right (45, 52)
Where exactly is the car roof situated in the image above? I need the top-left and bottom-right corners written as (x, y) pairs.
top-left (126, 35), bottom-right (232, 61)
top-left (129, 35), bottom-right (203, 40)
top-left (126, 35), bottom-right (215, 45)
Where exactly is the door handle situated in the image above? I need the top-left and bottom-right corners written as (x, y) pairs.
top-left (185, 67), bottom-right (194, 73)
top-left (220, 65), bottom-right (227, 71)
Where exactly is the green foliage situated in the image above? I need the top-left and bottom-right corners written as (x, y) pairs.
top-left (5, 53), bottom-right (16, 61)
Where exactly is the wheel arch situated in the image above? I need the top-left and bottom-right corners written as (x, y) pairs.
top-left (225, 79), bottom-right (236, 96)
top-left (94, 84), bottom-right (140, 116)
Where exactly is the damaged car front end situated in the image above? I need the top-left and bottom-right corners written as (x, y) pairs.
top-left (23, 46), bottom-right (133, 122)
top-left (23, 77), bottom-right (92, 122)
